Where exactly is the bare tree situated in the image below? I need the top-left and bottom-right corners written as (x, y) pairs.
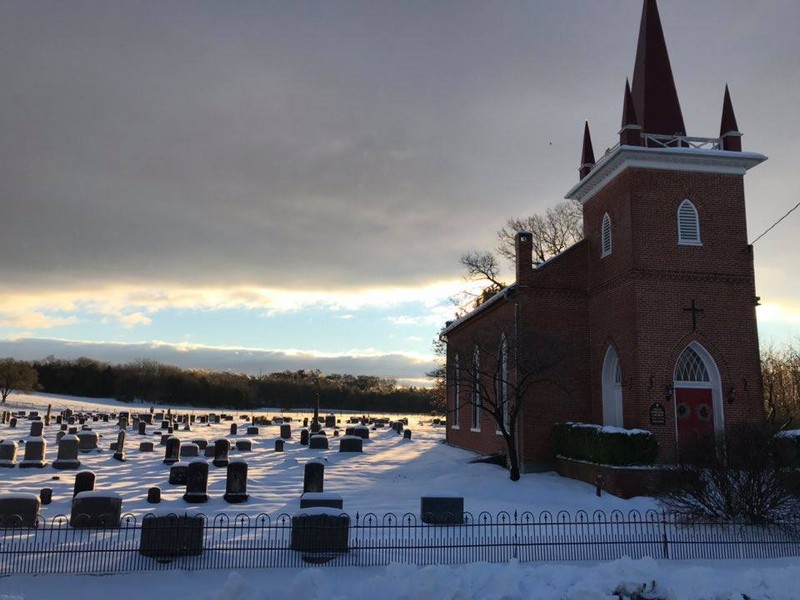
top-left (450, 329), bottom-right (571, 481)
top-left (496, 201), bottom-right (583, 266)
top-left (0, 358), bottom-right (39, 404)
top-left (762, 341), bottom-right (800, 427)
top-left (458, 201), bottom-right (583, 311)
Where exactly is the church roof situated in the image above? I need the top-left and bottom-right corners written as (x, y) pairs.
top-left (630, 0), bottom-right (685, 136)
top-left (720, 84), bottom-right (740, 136)
top-left (581, 121), bottom-right (595, 166)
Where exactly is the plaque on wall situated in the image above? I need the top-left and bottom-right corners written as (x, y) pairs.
top-left (649, 402), bottom-right (666, 426)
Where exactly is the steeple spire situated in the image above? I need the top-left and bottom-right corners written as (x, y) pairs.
top-left (579, 121), bottom-right (595, 180)
top-left (630, 0), bottom-right (685, 136)
top-left (720, 84), bottom-right (742, 151)
top-left (619, 79), bottom-right (642, 146)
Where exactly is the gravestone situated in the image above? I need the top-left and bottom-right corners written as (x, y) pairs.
top-left (9, 418), bottom-right (16, 428)
top-left (180, 442), bottom-right (199, 458)
top-left (77, 430), bottom-right (98, 453)
top-left (300, 492), bottom-right (344, 510)
top-left (147, 487), bottom-right (161, 504)
top-left (73, 471), bottom-right (96, 497)
top-left (40, 488), bottom-right (53, 505)
top-left (183, 459), bottom-right (209, 503)
top-left (139, 441), bottom-right (155, 452)
top-left (161, 420), bottom-right (170, 430)
top-left (53, 435), bottom-right (81, 470)
top-left (112, 430), bottom-right (126, 462)
top-left (212, 438), bottom-right (230, 468)
top-left (333, 430), bottom-right (339, 437)
top-left (325, 415), bottom-right (336, 428)
top-left (309, 435), bottom-right (329, 450)
top-left (19, 438), bottom-right (47, 468)
top-left (280, 424), bottom-right (291, 439)
top-left (70, 491), bottom-right (122, 528)
top-left (403, 429), bottom-right (412, 440)
top-left (223, 460), bottom-right (249, 503)
top-left (338, 436), bottom-right (363, 453)
top-left (139, 515), bottom-right (204, 558)
top-left (352, 426), bottom-right (370, 440)
top-left (290, 510), bottom-right (349, 553)
top-left (169, 463), bottom-right (189, 485)
top-left (138, 421), bottom-right (147, 436)
top-left (0, 493), bottom-right (41, 527)
top-left (29, 421), bottom-right (44, 437)
top-left (235, 439), bottom-right (252, 452)
top-left (160, 434), bottom-right (171, 446)
top-left (0, 440), bottom-right (18, 468)
top-left (230, 423), bottom-right (238, 435)
top-left (300, 429), bottom-right (309, 446)
top-left (56, 430), bottom-right (66, 444)
top-left (303, 460), bottom-right (324, 493)
top-left (274, 439), bottom-right (285, 452)
top-left (163, 436), bottom-right (181, 465)
top-left (420, 493), bottom-right (464, 525)
top-left (303, 418), bottom-right (309, 428)
top-left (246, 426), bottom-right (259, 435)
top-left (191, 438), bottom-right (208, 450)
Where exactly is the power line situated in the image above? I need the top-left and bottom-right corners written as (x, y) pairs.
top-left (751, 201), bottom-right (800, 245)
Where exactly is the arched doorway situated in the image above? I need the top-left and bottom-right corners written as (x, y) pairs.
top-left (601, 346), bottom-right (623, 427)
top-left (673, 342), bottom-right (723, 456)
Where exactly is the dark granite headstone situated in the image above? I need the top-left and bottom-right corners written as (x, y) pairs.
top-left (0, 440), bottom-right (18, 468)
top-left (0, 493), bottom-right (41, 527)
top-left (290, 511), bottom-right (349, 553)
top-left (303, 461), bottom-right (324, 493)
top-left (147, 487), bottom-right (161, 504)
top-left (139, 515), bottom-right (204, 557)
top-left (280, 424), bottom-right (291, 439)
top-left (163, 436), bottom-right (181, 465)
top-left (53, 435), bottom-right (81, 470)
top-left (300, 429), bottom-right (309, 446)
top-left (112, 430), bottom-right (126, 462)
top-left (183, 460), bottom-right (209, 503)
top-left (338, 435), bottom-right (363, 453)
top-left (73, 471), bottom-right (96, 497)
top-left (70, 492), bottom-right (122, 528)
top-left (212, 438), bottom-right (230, 468)
top-left (19, 438), bottom-right (47, 468)
top-left (309, 435), bottom-right (329, 450)
top-left (223, 460), bottom-right (248, 503)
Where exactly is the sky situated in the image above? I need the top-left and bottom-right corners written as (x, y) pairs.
top-left (1, 0), bottom-right (799, 386)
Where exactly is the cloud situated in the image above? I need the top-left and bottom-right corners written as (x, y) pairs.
top-left (0, 337), bottom-right (436, 385)
top-left (119, 312), bottom-right (152, 328)
top-left (0, 312), bottom-right (77, 329)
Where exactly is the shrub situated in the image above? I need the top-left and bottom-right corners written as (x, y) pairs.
top-left (552, 422), bottom-right (658, 466)
top-left (659, 424), bottom-right (800, 524)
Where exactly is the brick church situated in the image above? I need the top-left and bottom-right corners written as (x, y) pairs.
top-left (443, 0), bottom-right (766, 471)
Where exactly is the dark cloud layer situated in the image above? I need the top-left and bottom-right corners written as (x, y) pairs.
top-left (1, 1), bottom-right (798, 292)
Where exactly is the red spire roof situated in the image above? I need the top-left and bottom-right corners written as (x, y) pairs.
top-left (630, 0), bottom-right (685, 136)
top-left (720, 84), bottom-right (740, 136)
top-left (579, 121), bottom-right (595, 180)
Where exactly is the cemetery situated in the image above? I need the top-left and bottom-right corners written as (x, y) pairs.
top-left (0, 390), bottom-right (799, 580)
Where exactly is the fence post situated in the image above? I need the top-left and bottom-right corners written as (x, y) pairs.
top-left (512, 510), bottom-right (518, 560)
top-left (661, 511), bottom-right (670, 559)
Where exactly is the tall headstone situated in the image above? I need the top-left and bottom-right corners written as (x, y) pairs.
top-left (53, 435), bottom-right (81, 470)
top-left (0, 440), bottom-right (18, 468)
top-left (163, 436), bottom-right (181, 465)
top-left (280, 424), bottom-right (291, 439)
top-left (138, 421), bottom-right (147, 436)
top-left (73, 471), bottom-right (96, 497)
top-left (19, 438), bottom-right (47, 468)
top-left (303, 460), bottom-right (324, 493)
top-left (183, 460), bottom-right (209, 503)
top-left (113, 430), bottom-right (126, 462)
top-left (274, 439), bottom-right (284, 452)
top-left (212, 438), bottom-right (230, 468)
top-left (230, 423), bottom-right (237, 435)
top-left (223, 460), bottom-right (248, 503)
top-left (300, 429), bottom-right (310, 446)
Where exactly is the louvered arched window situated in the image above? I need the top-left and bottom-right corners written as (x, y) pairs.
top-left (677, 200), bottom-right (701, 245)
top-left (601, 213), bottom-right (612, 257)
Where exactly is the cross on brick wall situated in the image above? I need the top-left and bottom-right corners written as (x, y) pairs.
top-left (683, 299), bottom-right (704, 331)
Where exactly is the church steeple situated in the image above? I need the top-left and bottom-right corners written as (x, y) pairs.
top-left (720, 85), bottom-right (742, 152)
top-left (630, 0), bottom-right (685, 136)
top-left (619, 79), bottom-right (642, 146)
top-left (579, 121), bottom-right (595, 180)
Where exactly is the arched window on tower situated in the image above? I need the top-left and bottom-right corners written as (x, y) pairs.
top-left (498, 334), bottom-right (509, 433)
top-left (601, 213), bottom-right (612, 257)
top-left (677, 199), bottom-right (701, 246)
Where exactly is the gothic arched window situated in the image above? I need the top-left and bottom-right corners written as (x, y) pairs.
top-left (452, 355), bottom-right (460, 428)
top-left (601, 213), bottom-right (612, 257)
top-left (471, 346), bottom-right (481, 431)
top-left (678, 199), bottom-right (701, 245)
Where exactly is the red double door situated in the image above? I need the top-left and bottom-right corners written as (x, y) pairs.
top-left (675, 387), bottom-right (714, 455)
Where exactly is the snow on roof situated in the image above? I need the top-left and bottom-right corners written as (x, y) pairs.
top-left (442, 284), bottom-right (517, 336)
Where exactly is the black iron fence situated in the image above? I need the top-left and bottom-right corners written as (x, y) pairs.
top-left (1, 509), bottom-right (799, 575)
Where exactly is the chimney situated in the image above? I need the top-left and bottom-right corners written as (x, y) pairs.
top-left (515, 232), bottom-right (534, 286)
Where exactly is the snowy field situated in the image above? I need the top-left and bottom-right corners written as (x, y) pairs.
top-left (2, 392), bottom-right (800, 599)
top-left (0, 392), bottom-right (656, 519)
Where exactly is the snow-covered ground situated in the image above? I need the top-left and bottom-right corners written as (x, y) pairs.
top-left (1, 392), bottom-right (656, 519)
top-left (2, 392), bottom-right (800, 599)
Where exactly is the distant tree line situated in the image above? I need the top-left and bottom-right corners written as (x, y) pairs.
top-left (13, 356), bottom-right (443, 413)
